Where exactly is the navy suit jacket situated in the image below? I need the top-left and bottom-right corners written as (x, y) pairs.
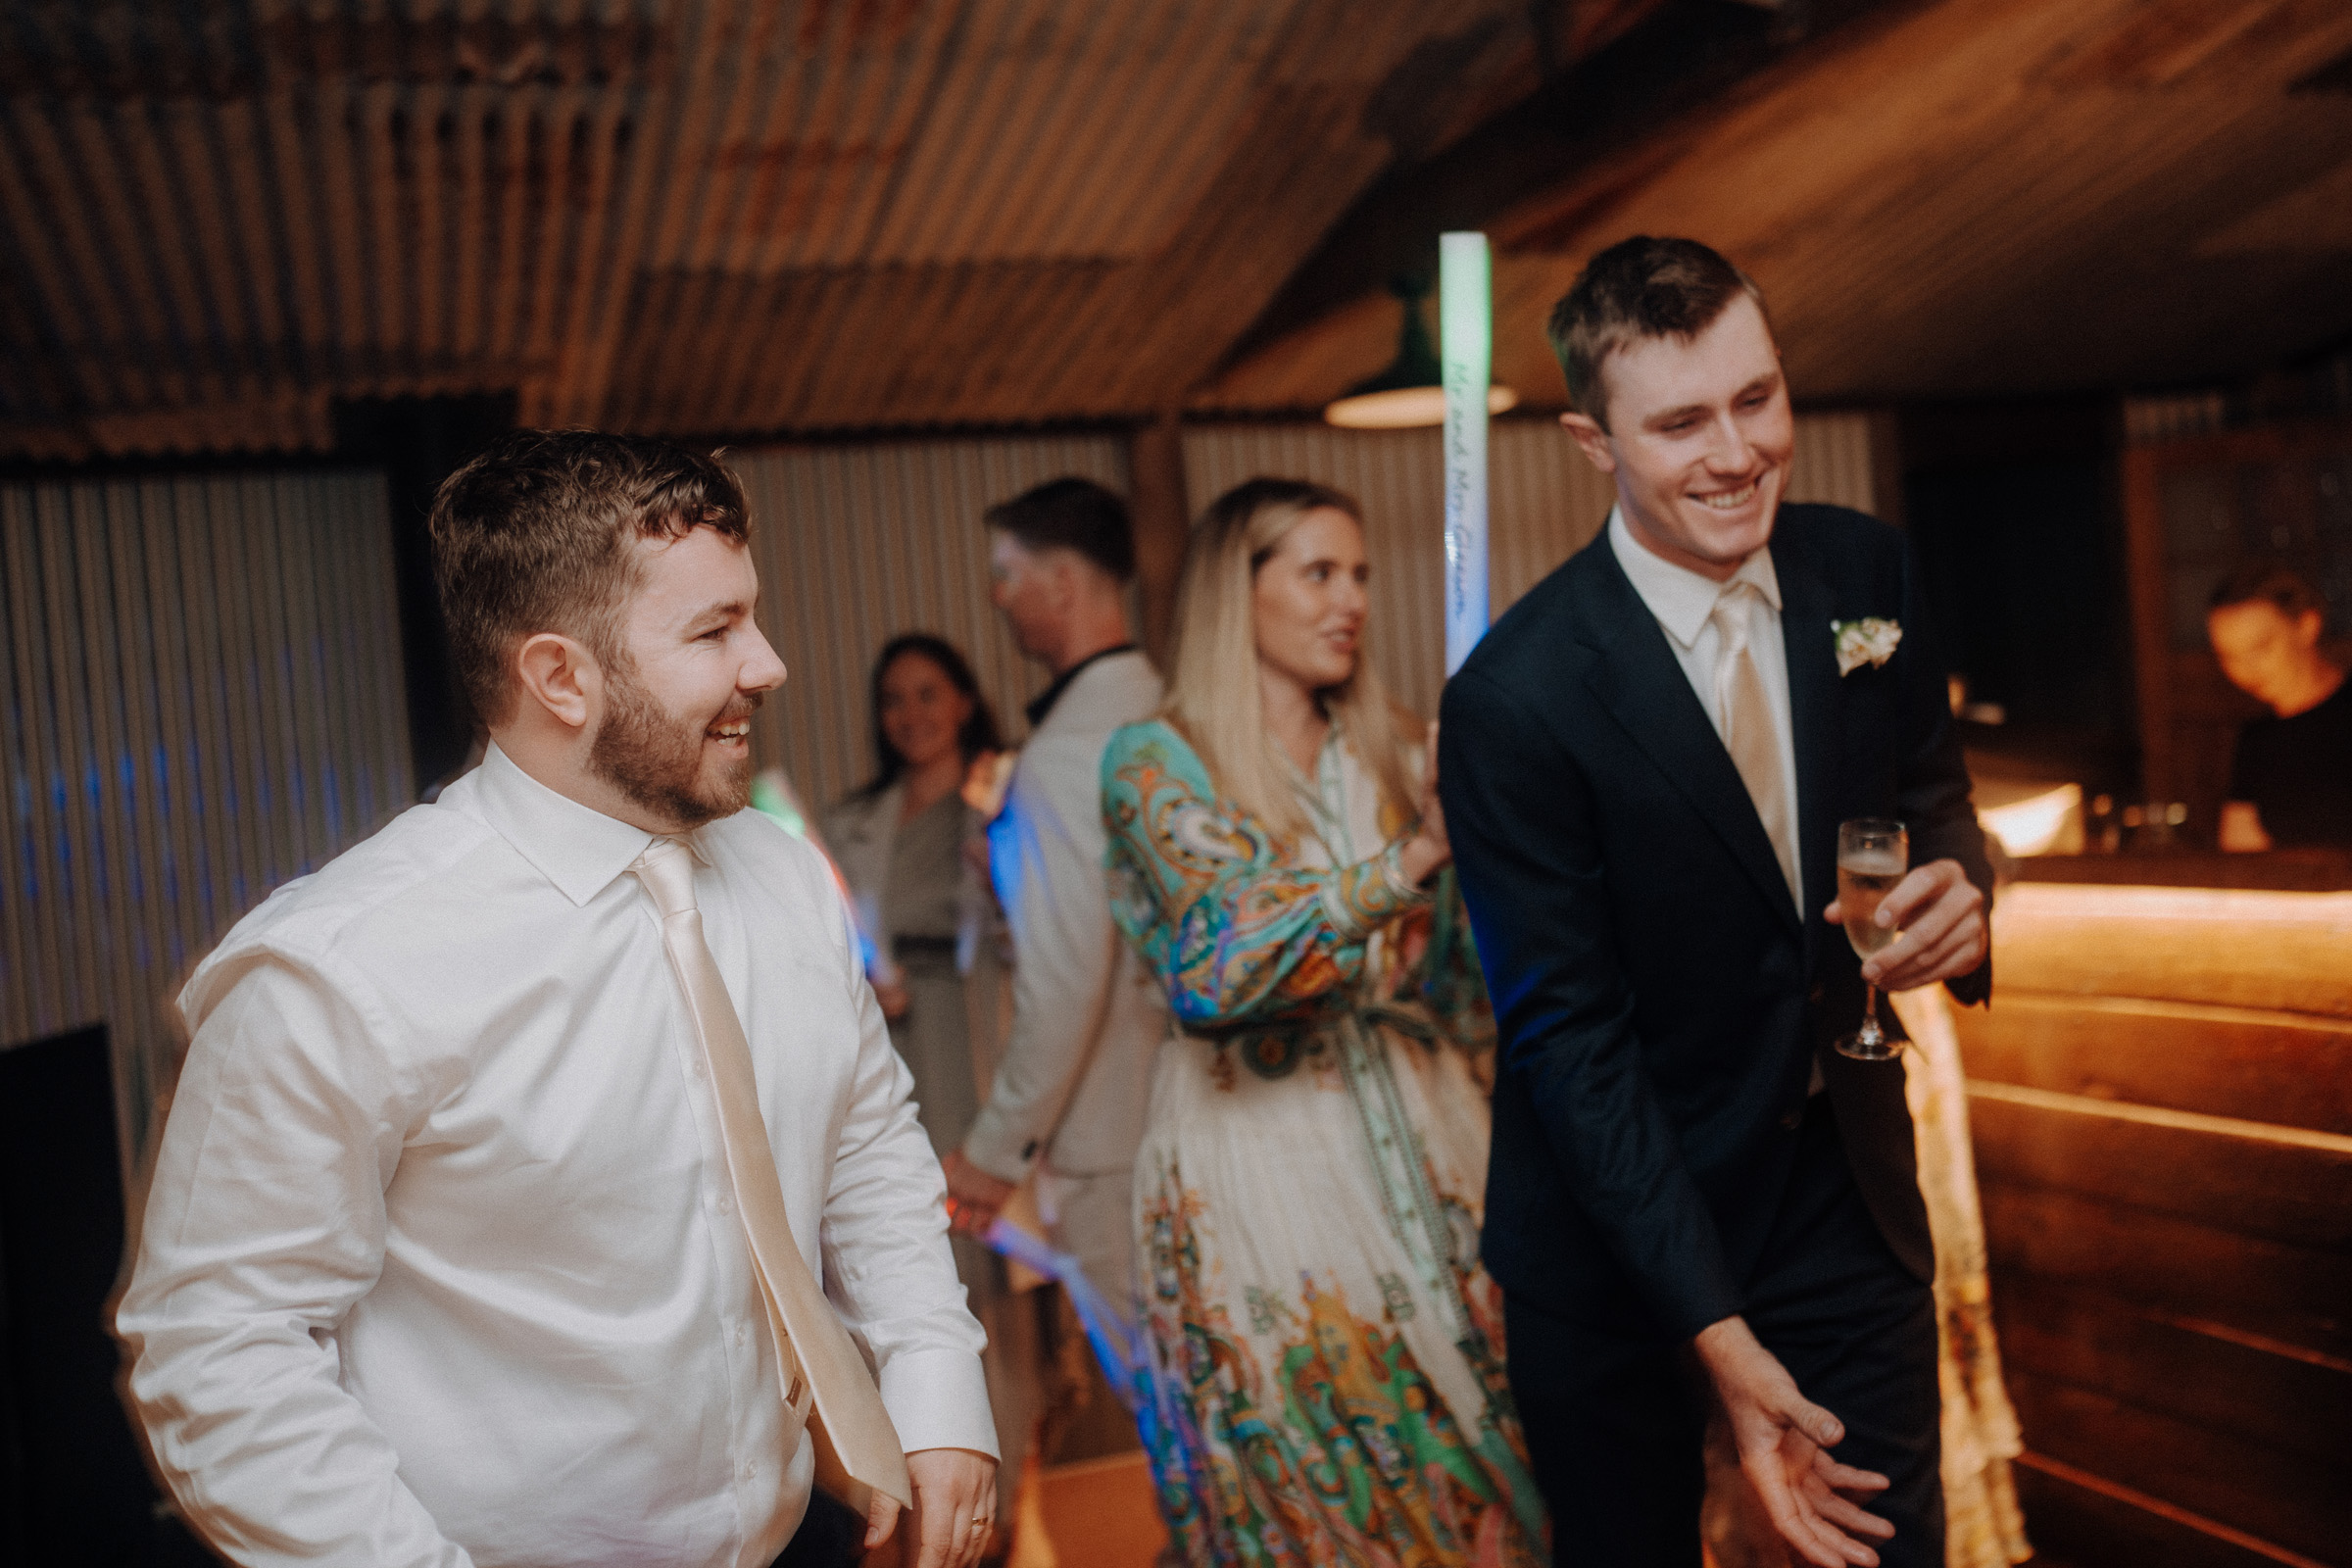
top-left (1439, 504), bottom-right (1993, 1340)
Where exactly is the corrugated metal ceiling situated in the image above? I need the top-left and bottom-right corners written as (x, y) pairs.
top-left (0, 0), bottom-right (1655, 461)
top-left (6, 0), bottom-right (2343, 462)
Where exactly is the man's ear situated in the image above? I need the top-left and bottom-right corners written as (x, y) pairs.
top-left (1558, 410), bottom-right (1618, 475)
top-left (1047, 549), bottom-right (1090, 612)
top-left (514, 632), bottom-right (599, 732)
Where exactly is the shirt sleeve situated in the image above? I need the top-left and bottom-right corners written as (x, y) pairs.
top-left (817, 888), bottom-right (998, 1459)
top-left (1099, 723), bottom-right (1429, 1033)
top-left (957, 732), bottom-right (1128, 1182)
top-left (116, 951), bottom-right (476, 1568)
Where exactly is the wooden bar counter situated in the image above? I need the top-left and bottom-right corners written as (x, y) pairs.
top-left (1948, 852), bottom-right (2352, 1568)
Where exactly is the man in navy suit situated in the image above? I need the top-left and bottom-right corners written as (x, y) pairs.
top-left (1440, 237), bottom-right (1992, 1567)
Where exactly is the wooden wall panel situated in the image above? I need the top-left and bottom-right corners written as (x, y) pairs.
top-left (1950, 996), bottom-right (2352, 1136)
top-left (1968, 1094), bottom-right (2352, 1250)
top-left (1993, 1279), bottom-right (2352, 1469)
top-left (2016, 1457), bottom-right (2332, 1568)
top-left (1962, 875), bottom-right (2352, 1567)
top-left (2007, 1376), bottom-right (2347, 1566)
top-left (1986, 884), bottom-right (2352, 1015)
top-left (1979, 1184), bottom-right (2352, 1363)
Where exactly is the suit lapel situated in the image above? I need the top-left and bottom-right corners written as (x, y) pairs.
top-left (1775, 544), bottom-right (1841, 970)
top-left (1576, 550), bottom-right (1805, 937)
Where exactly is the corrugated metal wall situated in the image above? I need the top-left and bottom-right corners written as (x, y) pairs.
top-left (0, 468), bottom-right (411, 1175)
top-left (740, 410), bottom-right (1882, 796)
top-left (732, 432), bottom-right (1131, 813)
top-left (1, 0), bottom-right (1642, 460)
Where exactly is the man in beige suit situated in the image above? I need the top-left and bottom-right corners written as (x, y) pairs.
top-left (940, 478), bottom-right (1165, 1313)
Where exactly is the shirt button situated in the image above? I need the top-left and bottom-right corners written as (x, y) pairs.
top-left (736, 1324), bottom-right (750, 1346)
top-left (690, 1056), bottom-right (708, 1080)
top-left (714, 1192), bottom-right (734, 1216)
top-left (741, 1459), bottom-right (757, 1480)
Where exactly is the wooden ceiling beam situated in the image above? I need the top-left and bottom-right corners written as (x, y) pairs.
top-left (1205, 0), bottom-right (1921, 394)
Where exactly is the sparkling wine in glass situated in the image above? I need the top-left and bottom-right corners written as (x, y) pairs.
top-left (1834, 817), bottom-right (1908, 1061)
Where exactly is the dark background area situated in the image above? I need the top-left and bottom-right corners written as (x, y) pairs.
top-left (0, 1027), bottom-right (214, 1568)
top-left (330, 393), bottom-right (518, 798)
top-left (1901, 398), bottom-right (2136, 798)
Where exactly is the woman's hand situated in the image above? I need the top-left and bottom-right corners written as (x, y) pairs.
top-left (1397, 721), bottom-right (1451, 885)
top-left (872, 977), bottom-right (911, 1020)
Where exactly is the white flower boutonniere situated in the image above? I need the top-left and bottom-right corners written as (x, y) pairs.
top-left (1833, 617), bottom-right (1902, 675)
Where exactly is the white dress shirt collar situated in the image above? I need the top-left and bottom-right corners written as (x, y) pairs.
top-left (1607, 505), bottom-right (1783, 647)
top-left (469, 741), bottom-right (688, 907)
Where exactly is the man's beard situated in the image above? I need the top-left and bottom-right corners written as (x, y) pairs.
top-left (588, 661), bottom-right (759, 829)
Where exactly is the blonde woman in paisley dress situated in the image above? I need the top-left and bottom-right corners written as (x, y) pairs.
top-left (1102, 478), bottom-right (1544, 1567)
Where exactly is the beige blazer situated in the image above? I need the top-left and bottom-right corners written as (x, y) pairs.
top-left (962, 650), bottom-right (1165, 1181)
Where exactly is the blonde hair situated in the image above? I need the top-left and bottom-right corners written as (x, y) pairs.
top-left (1162, 477), bottom-right (1421, 844)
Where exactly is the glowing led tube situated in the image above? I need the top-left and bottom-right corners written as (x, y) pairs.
top-left (1441, 231), bottom-right (1493, 675)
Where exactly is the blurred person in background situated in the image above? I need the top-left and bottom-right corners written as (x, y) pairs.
top-left (824, 633), bottom-right (1036, 1549)
top-left (1102, 477), bottom-right (1542, 1566)
top-left (940, 478), bottom-right (1166, 1336)
top-left (2208, 564), bottom-right (2350, 851)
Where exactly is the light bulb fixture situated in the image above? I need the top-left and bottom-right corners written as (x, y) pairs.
top-left (1324, 274), bottom-right (1517, 429)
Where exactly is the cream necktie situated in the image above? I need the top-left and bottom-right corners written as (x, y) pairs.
top-left (632, 837), bottom-right (912, 1514)
top-left (1712, 584), bottom-right (1801, 913)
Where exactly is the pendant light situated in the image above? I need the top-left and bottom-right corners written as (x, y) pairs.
top-left (1324, 274), bottom-right (1517, 429)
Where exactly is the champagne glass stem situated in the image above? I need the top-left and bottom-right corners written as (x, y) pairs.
top-left (1859, 983), bottom-right (1882, 1048)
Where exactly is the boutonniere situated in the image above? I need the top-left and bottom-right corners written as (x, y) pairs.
top-left (1832, 617), bottom-right (1902, 675)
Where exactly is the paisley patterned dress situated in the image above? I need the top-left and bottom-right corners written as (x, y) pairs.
top-left (1102, 718), bottom-right (1544, 1568)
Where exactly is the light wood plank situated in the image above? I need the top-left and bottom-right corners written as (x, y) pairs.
top-left (1988, 884), bottom-right (2352, 1017)
top-left (1979, 1183), bottom-right (2352, 1360)
top-left (2008, 1375), bottom-right (2350, 1565)
top-left (1951, 995), bottom-right (2352, 1136)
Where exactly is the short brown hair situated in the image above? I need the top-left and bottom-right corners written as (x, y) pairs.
top-left (984, 476), bottom-right (1135, 582)
top-left (1546, 236), bottom-right (1767, 429)
top-left (2209, 563), bottom-right (2325, 622)
top-left (430, 429), bottom-right (751, 725)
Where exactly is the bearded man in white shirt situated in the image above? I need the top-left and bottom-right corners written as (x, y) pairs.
top-left (118, 431), bottom-right (998, 1568)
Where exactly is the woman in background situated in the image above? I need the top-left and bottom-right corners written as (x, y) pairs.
top-left (823, 633), bottom-right (1036, 1544)
top-left (1102, 479), bottom-right (1543, 1567)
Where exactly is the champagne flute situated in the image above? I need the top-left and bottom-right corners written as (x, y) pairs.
top-left (1834, 817), bottom-right (1908, 1061)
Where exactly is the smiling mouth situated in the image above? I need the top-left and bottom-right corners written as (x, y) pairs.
top-left (1693, 481), bottom-right (1759, 512)
top-left (708, 719), bottom-right (751, 743)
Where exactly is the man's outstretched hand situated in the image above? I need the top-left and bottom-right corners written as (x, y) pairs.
top-left (1695, 1316), bottom-right (1894, 1568)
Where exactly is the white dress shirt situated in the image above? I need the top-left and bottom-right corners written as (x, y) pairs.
top-left (1608, 505), bottom-right (1803, 901)
top-left (118, 744), bottom-right (994, 1568)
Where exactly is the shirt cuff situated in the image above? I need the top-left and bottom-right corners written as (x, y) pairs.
top-left (960, 1106), bottom-right (1036, 1186)
top-left (878, 1348), bottom-right (1000, 1460)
